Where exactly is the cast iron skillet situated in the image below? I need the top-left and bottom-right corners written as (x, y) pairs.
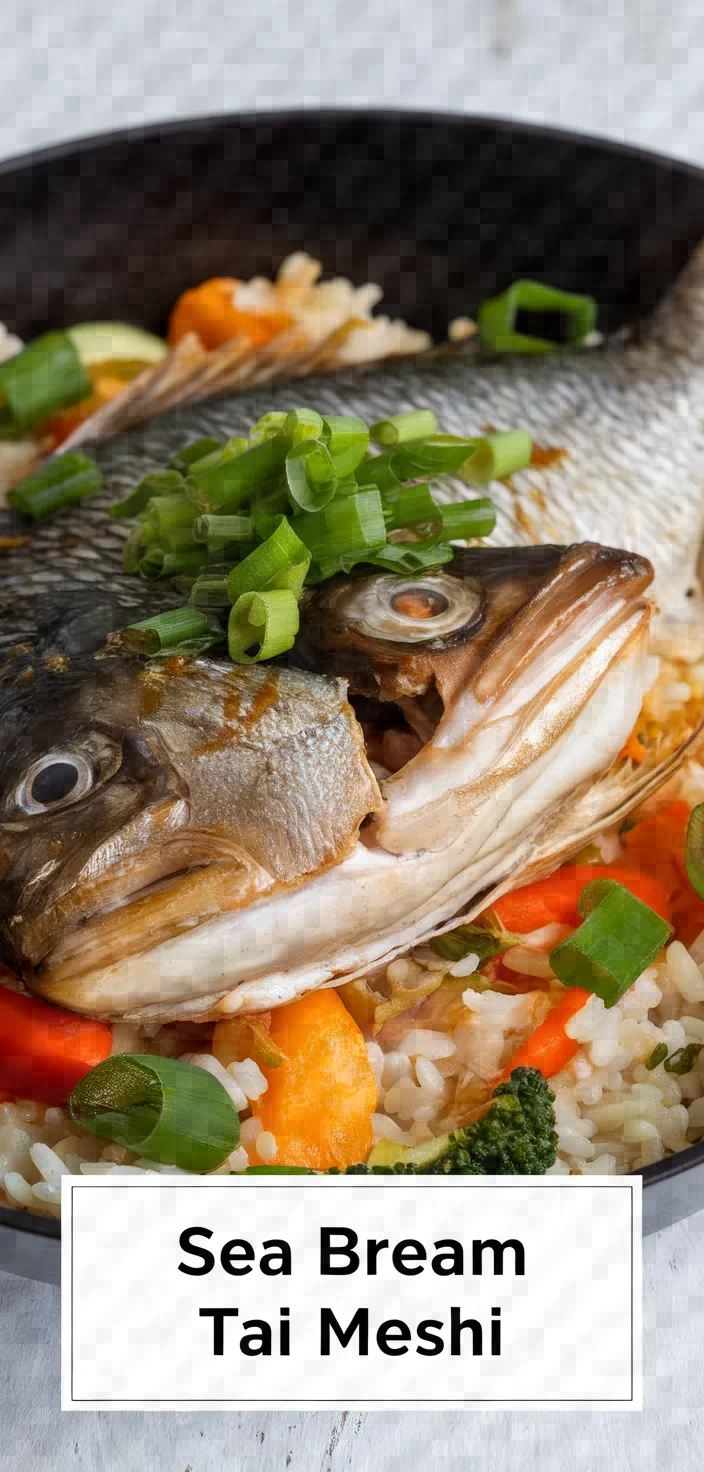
top-left (1, 110), bottom-right (704, 1281)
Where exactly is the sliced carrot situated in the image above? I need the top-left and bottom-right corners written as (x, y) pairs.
top-left (256, 990), bottom-right (377, 1170)
top-left (496, 987), bottom-right (591, 1083)
top-left (167, 277), bottom-right (292, 351)
top-left (621, 800), bottom-right (691, 895)
top-left (489, 864), bottom-right (671, 934)
top-left (0, 985), bottom-right (112, 1105)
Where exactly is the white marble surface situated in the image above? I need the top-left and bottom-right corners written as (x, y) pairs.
top-left (2, 1), bottom-right (704, 1464)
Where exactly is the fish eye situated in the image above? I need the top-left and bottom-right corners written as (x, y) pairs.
top-left (334, 572), bottom-right (483, 644)
top-left (16, 751), bottom-right (94, 815)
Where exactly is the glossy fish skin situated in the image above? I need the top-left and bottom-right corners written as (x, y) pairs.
top-left (2, 243), bottom-right (704, 1018)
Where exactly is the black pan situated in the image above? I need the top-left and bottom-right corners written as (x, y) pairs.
top-left (1, 110), bottom-right (703, 1280)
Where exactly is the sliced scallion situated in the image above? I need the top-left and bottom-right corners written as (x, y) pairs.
top-left (144, 494), bottom-right (199, 550)
top-left (322, 415), bottom-right (369, 475)
top-left (458, 430), bottom-right (533, 485)
top-left (664, 1043), bottom-right (704, 1075)
top-left (645, 1042), bottom-right (668, 1071)
top-left (168, 437), bottom-right (223, 474)
top-left (226, 517), bottom-right (311, 602)
top-left (382, 482), bottom-right (439, 531)
top-left (393, 434), bottom-right (485, 478)
top-left (478, 280), bottom-right (597, 354)
top-left (139, 547), bottom-right (206, 581)
top-left (228, 588), bottom-right (299, 663)
top-left (110, 469), bottom-right (186, 520)
top-left (354, 451), bottom-right (403, 495)
top-left (189, 433), bottom-right (291, 511)
top-left (69, 1053), bottom-right (239, 1172)
top-left (436, 498), bottom-right (496, 541)
top-left (8, 452), bottom-right (102, 520)
top-left (193, 513), bottom-right (254, 545)
top-left (549, 879), bottom-right (673, 1007)
top-left (366, 539), bottom-right (455, 574)
top-left (370, 410), bottom-right (437, 446)
top-left (284, 407), bottom-right (325, 443)
top-left (121, 606), bottom-right (225, 655)
top-left (430, 918), bottom-right (520, 965)
top-left (292, 488), bottom-right (386, 562)
top-left (248, 411), bottom-right (288, 444)
top-left (285, 438), bottom-right (338, 512)
top-left (0, 331), bottom-right (92, 432)
top-left (189, 569), bottom-right (232, 610)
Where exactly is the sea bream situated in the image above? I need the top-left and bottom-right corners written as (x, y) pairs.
top-left (2, 242), bottom-right (704, 1021)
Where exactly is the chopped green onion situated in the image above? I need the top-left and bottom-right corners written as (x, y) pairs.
top-left (168, 437), bottom-right (223, 473)
top-left (226, 517), bottom-right (311, 602)
top-left (322, 416), bottom-right (369, 475)
top-left (284, 407), bottom-right (325, 444)
top-left (369, 410), bottom-right (437, 446)
top-left (393, 435), bottom-right (485, 478)
top-left (228, 588), bottom-right (299, 663)
top-left (478, 280), bottom-right (597, 354)
top-left (248, 412), bottom-right (288, 445)
top-left (252, 483), bottom-right (290, 540)
top-left (144, 494), bottom-right (199, 550)
top-left (189, 433), bottom-right (291, 512)
top-left (292, 489), bottom-right (386, 562)
top-left (189, 569), bottom-right (232, 610)
top-left (645, 1043), bottom-right (668, 1071)
top-left (354, 452), bottom-right (403, 495)
top-left (382, 482), bottom-right (439, 531)
top-left (121, 606), bottom-right (225, 655)
top-left (685, 803), bottom-right (704, 900)
top-left (285, 438), bottom-right (338, 512)
top-left (430, 919), bottom-right (520, 966)
top-left (366, 539), bottom-right (455, 574)
top-left (140, 547), bottom-right (206, 581)
top-left (8, 452), bottom-right (102, 520)
top-left (193, 513), bottom-right (254, 545)
top-left (549, 879), bottom-right (673, 1007)
top-left (436, 498), bottom-right (496, 541)
top-left (458, 430), bottom-right (533, 485)
top-left (0, 331), bottom-right (91, 433)
top-left (664, 1043), bottom-right (704, 1076)
top-left (69, 1053), bottom-right (239, 1172)
top-left (110, 469), bottom-right (186, 519)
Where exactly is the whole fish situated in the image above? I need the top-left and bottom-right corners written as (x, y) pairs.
top-left (2, 242), bottom-right (704, 1022)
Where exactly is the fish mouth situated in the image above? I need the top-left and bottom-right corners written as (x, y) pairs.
top-left (25, 834), bottom-right (274, 997)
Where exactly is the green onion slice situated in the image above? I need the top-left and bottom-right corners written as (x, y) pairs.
top-left (189, 433), bottom-right (291, 512)
top-left (0, 331), bottom-right (92, 433)
top-left (354, 451), bottom-right (403, 495)
top-left (549, 879), bottom-right (673, 1008)
top-left (8, 452), bottom-right (102, 520)
top-left (69, 1053), bottom-right (240, 1172)
top-left (248, 412), bottom-right (288, 444)
top-left (458, 430), bottom-right (533, 485)
top-left (382, 482), bottom-right (439, 531)
top-left (144, 493), bottom-right (199, 550)
top-left (430, 915), bottom-right (521, 966)
top-left (140, 547), bottom-right (206, 581)
top-left (193, 513), bottom-right (254, 545)
top-left (369, 410), bottom-right (438, 446)
top-left (664, 1043), bottom-right (704, 1076)
top-left (435, 498), bottom-right (496, 541)
top-left (189, 569), bottom-right (232, 610)
top-left (292, 488), bottom-right (386, 562)
top-left (121, 606), bottom-right (225, 655)
top-left (322, 415), bottom-right (369, 475)
top-left (110, 469), bottom-right (185, 519)
top-left (366, 540), bottom-right (455, 574)
top-left (168, 437), bottom-right (223, 473)
top-left (252, 483), bottom-right (290, 540)
top-left (228, 588), bottom-right (299, 663)
top-left (685, 803), bottom-right (704, 900)
top-left (285, 438), bottom-right (338, 512)
top-left (284, 407), bottom-right (325, 444)
top-left (644, 1043), bottom-right (668, 1071)
top-left (393, 435), bottom-right (484, 479)
top-left (478, 280), bottom-right (597, 354)
top-left (226, 517), bottom-right (311, 602)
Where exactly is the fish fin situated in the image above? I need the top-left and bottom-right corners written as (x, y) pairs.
top-left (643, 237), bottom-right (704, 360)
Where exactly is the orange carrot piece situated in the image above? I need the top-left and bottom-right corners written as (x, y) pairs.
top-left (489, 864), bottom-right (671, 933)
top-left (256, 990), bottom-right (377, 1170)
top-left (622, 800), bottom-right (691, 894)
top-left (0, 985), bottom-right (112, 1105)
top-left (496, 987), bottom-right (591, 1083)
top-left (167, 277), bottom-right (292, 351)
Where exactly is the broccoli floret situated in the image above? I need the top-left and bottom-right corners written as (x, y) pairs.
top-left (343, 1067), bottom-right (557, 1176)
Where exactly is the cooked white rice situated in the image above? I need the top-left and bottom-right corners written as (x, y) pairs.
top-left (4, 765), bottom-right (704, 1218)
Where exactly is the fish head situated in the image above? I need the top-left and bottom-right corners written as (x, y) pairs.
top-left (0, 602), bottom-right (380, 1001)
top-left (297, 542), bottom-right (657, 853)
